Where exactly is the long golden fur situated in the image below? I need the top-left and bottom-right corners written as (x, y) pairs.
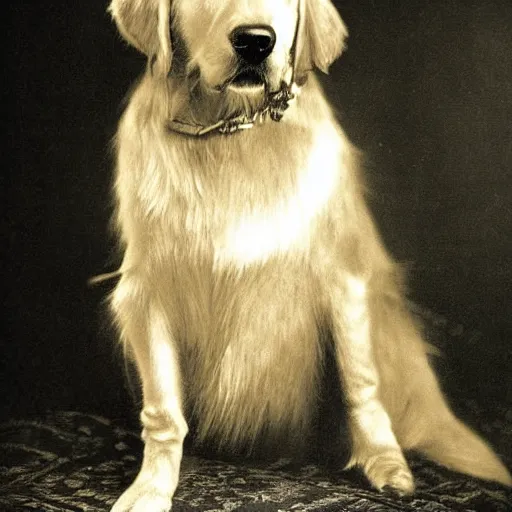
top-left (107, 0), bottom-right (511, 510)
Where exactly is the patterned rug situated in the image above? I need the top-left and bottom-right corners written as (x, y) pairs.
top-left (0, 407), bottom-right (510, 512)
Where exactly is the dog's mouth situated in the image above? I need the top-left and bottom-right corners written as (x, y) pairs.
top-left (224, 67), bottom-right (267, 92)
top-left (231, 68), bottom-right (265, 86)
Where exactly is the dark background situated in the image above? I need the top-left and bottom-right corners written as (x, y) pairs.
top-left (2, 0), bottom-right (511, 422)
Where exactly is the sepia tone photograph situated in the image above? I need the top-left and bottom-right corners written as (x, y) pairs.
top-left (2, 1), bottom-right (511, 510)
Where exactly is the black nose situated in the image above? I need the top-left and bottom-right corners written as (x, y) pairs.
top-left (230, 25), bottom-right (276, 65)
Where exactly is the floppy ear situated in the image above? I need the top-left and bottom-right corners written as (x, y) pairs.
top-left (109, 0), bottom-right (172, 73)
top-left (296, 0), bottom-right (348, 78)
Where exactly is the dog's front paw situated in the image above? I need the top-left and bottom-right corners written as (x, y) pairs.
top-left (111, 481), bottom-right (172, 512)
top-left (349, 449), bottom-right (415, 495)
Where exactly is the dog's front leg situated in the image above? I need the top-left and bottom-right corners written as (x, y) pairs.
top-left (329, 274), bottom-right (414, 494)
top-left (111, 278), bottom-right (188, 512)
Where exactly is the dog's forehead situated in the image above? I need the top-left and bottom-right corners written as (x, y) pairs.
top-left (174, 0), bottom-right (299, 28)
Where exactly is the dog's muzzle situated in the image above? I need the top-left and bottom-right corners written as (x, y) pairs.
top-left (167, 2), bottom-right (303, 137)
top-left (217, 24), bottom-right (277, 93)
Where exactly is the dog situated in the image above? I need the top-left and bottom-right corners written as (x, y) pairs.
top-left (106, 0), bottom-right (512, 510)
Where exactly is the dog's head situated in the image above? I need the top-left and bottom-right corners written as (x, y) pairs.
top-left (110, 0), bottom-right (347, 117)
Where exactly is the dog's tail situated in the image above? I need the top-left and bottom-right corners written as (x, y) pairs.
top-left (414, 409), bottom-right (512, 486)
top-left (373, 291), bottom-right (511, 487)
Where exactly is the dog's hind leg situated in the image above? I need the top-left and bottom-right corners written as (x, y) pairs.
top-left (110, 275), bottom-right (188, 512)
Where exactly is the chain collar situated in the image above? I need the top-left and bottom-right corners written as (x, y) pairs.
top-left (167, 82), bottom-right (297, 136)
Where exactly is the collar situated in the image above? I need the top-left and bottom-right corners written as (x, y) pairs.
top-left (167, 83), bottom-right (298, 136)
top-left (167, 0), bottom-right (303, 137)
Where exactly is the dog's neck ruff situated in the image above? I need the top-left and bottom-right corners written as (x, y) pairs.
top-left (167, 82), bottom-right (298, 136)
top-left (167, 0), bottom-right (303, 138)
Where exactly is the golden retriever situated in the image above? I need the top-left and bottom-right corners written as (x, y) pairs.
top-left (106, 0), bottom-right (511, 510)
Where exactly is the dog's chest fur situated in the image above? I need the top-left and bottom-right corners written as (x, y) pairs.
top-left (129, 121), bottom-right (343, 268)
top-left (116, 95), bottom-right (346, 447)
